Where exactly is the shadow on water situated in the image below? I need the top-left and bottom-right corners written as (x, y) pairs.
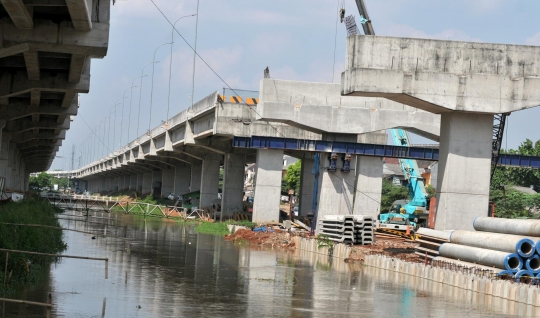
top-left (0, 211), bottom-right (528, 317)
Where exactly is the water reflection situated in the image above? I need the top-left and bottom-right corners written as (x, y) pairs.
top-left (0, 211), bottom-right (529, 317)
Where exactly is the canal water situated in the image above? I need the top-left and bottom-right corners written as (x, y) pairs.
top-left (1, 211), bottom-right (526, 317)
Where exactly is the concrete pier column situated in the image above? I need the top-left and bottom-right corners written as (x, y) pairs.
top-left (123, 175), bottom-right (129, 191)
top-left (152, 170), bottom-right (162, 197)
top-left (137, 173), bottom-right (144, 194)
top-left (174, 163), bottom-right (191, 195)
top-left (199, 159), bottom-right (220, 209)
top-left (142, 172), bottom-right (153, 196)
top-left (129, 174), bottom-right (137, 190)
top-left (0, 136), bottom-right (9, 186)
top-left (299, 157), bottom-right (315, 217)
top-left (352, 156), bottom-right (383, 218)
top-left (435, 113), bottom-right (493, 231)
top-left (161, 168), bottom-right (175, 198)
top-left (221, 153), bottom-right (246, 218)
top-left (253, 149), bottom-right (284, 223)
top-left (317, 154), bottom-right (356, 223)
top-left (190, 163), bottom-right (202, 192)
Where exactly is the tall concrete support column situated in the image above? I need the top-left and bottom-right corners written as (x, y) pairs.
top-left (199, 159), bottom-right (220, 209)
top-left (190, 163), bottom-right (202, 192)
top-left (161, 169), bottom-right (175, 197)
top-left (152, 170), bottom-right (162, 197)
top-left (253, 149), bottom-right (284, 223)
top-left (221, 154), bottom-right (246, 218)
top-left (352, 156), bottom-right (383, 218)
top-left (142, 172), bottom-right (153, 196)
top-left (435, 113), bottom-right (493, 231)
top-left (174, 163), bottom-right (191, 195)
top-left (137, 173), bottom-right (144, 195)
top-left (299, 157), bottom-right (315, 217)
top-left (123, 175), bottom-right (129, 191)
top-left (317, 155), bottom-right (356, 224)
top-left (129, 174), bottom-right (137, 190)
top-left (0, 136), bottom-right (9, 185)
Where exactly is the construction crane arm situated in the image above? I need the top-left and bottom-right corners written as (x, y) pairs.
top-left (354, 0), bottom-right (375, 35)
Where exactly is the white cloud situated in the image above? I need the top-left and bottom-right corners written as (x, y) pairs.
top-left (526, 32), bottom-right (540, 45)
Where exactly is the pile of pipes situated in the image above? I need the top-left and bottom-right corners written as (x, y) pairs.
top-left (419, 217), bottom-right (540, 279)
top-left (318, 215), bottom-right (374, 245)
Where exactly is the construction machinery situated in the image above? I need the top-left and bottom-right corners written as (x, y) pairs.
top-left (379, 129), bottom-right (429, 231)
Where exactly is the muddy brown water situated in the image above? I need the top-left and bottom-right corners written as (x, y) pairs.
top-left (0, 211), bottom-right (526, 317)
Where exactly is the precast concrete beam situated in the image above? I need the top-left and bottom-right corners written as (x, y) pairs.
top-left (0, 0), bottom-right (34, 29)
top-left (342, 35), bottom-right (540, 114)
top-left (11, 129), bottom-right (65, 143)
top-left (257, 79), bottom-right (440, 141)
top-left (23, 51), bottom-right (40, 80)
top-left (6, 118), bottom-right (70, 134)
top-left (0, 69), bottom-right (89, 100)
top-left (68, 54), bottom-right (87, 83)
top-left (65, 0), bottom-right (92, 31)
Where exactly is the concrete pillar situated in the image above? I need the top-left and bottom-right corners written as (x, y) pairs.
top-left (317, 154), bottom-right (356, 223)
top-left (129, 174), bottom-right (137, 190)
top-left (190, 163), bottom-right (202, 192)
top-left (174, 163), bottom-right (191, 195)
top-left (123, 175), bottom-right (129, 191)
top-left (435, 113), bottom-right (493, 231)
top-left (199, 159), bottom-right (220, 209)
top-left (299, 158), bottom-right (315, 217)
top-left (152, 170), bottom-right (162, 197)
top-left (0, 136), bottom-right (9, 188)
top-left (161, 168), bottom-right (175, 197)
top-left (252, 149), bottom-right (284, 223)
top-left (221, 153), bottom-right (245, 218)
top-left (142, 172), bottom-right (153, 196)
top-left (137, 173), bottom-right (144, 195)
top-left (352, 156), bottom-right (383, 218)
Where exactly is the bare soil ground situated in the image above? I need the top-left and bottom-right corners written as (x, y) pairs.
top-left (225, 228), bottom-right (423, 264)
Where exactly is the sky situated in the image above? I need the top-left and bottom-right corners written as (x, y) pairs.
top-left (50, 0), bottom-right (540, 170)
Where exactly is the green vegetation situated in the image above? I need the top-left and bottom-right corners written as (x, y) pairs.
top-left (193, 220), bottom-right (255, 236)
top-left (0, 198), bottom-right (67, 294)
top-left (283, 160), bottom-right (302, 194)
top-left (29, 172), bottom-right (71, 190)
top-left (380, 179), bottom-right (409, 212)
top-left (488, 138), bottom-right (540, 218)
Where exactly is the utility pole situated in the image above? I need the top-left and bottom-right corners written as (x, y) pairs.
top-left (71, 144), bottom-right (75, 171)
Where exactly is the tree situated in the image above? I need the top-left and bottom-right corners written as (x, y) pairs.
top-left (380, 179), bottom-right (409, 213)
top-left (491, 139), bottom-right (540, 191)
top-left (284, 160), bottom-right (302, 194)
top-left (29, 172), bottom-right (53, 189)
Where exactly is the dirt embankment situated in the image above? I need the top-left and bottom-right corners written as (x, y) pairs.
top-left (225, 229), bottom-right (423, 263)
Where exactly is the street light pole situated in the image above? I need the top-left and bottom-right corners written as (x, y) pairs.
top-left (129, 75), bottom-right (146, 143)
top-left (191, 0), bottom-right (200, 110)
top-left (120, 86), bottom-right (135, 148)
top-left (138, 61), bottom-right (158, 140)
top-left (113, 97), bottom-right (125, 151)
top-left (149, 42), bottom-right (173, 135)
top-left (168, 14), bottom-right (196, 123)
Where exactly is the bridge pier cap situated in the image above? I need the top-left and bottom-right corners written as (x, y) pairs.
top-left (341, 35), bottom-right (540, 114)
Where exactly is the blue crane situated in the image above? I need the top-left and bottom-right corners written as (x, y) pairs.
top-left (379, 129), bottom-right (429, 229)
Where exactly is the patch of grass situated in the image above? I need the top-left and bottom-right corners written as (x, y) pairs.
top-left (194, 220), bottom-right (255, 236)
top-left (0, 198), bottom-right (67, 294)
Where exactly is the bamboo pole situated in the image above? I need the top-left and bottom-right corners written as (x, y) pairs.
top-left (3, 251), bottom-right (8, 286)
top-left (0, 293), bottom-right (52, 318)
top-left (0, 249), bottom-right (109, 279)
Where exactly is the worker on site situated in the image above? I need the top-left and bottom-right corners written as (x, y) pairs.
top-left (400, 207), bottom-right (406, 214)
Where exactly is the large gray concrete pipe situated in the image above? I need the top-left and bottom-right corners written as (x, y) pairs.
top-left (432, 256), bottom-right (503, 274)
top-left (417, 228), bottom-right (451, 241)
top-left (450, 230), bottom-right (536, 258)
top-left (439, 243), bottom-right (522, 272)
top-left (474, 217), bottom-right (540, 237)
